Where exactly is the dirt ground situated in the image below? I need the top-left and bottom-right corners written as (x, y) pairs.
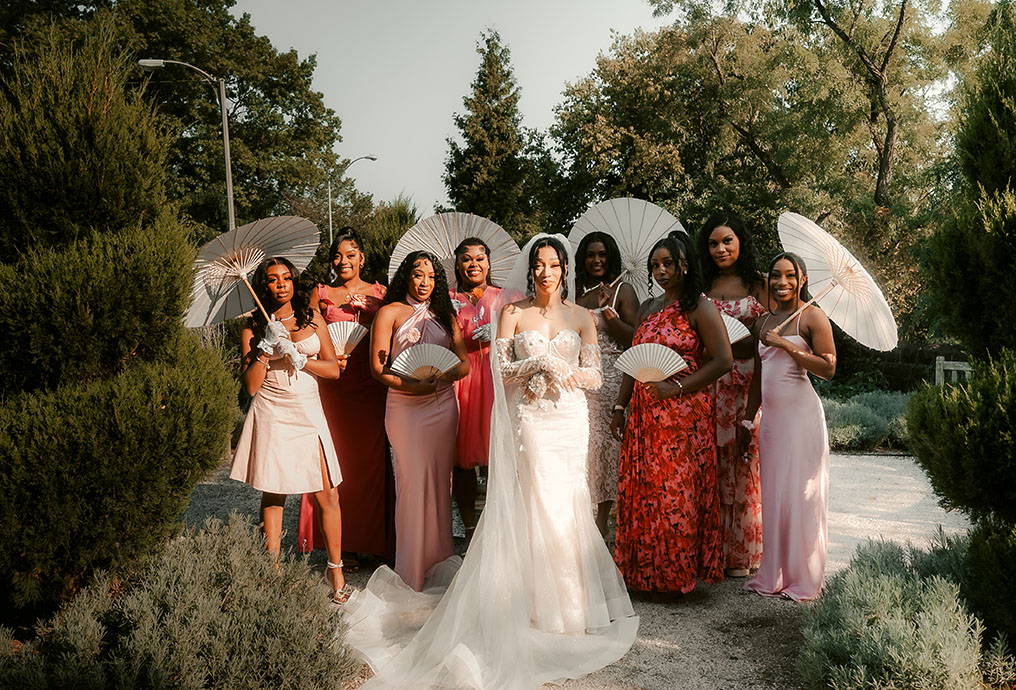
top-left (182, 452), bottom-right (969, 690)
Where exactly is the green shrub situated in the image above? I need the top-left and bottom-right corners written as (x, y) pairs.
top-left (965, 520), bottom-right (1016, 644)
top-left (0, 337), bottom-right (234, 615)
top-left (906, 350), bottom-right (1016, 524)
top-left (0, 21), bottom-right (170, 263)
top-left (822, 391), bottom-right (911, 451)
top-left (0, 515), bottom-right (359, 689)
top-left (798, 539), bottom-right (999, 690)
top-left (0, 215), bottom-right (193, 397)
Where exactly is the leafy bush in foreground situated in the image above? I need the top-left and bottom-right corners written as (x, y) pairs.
top-left (799, 538), bottom-right (1015, 690)
top-left (0, 515), bottom-right (359, 690)
top-left (822, 390), bottom-right (910, 451)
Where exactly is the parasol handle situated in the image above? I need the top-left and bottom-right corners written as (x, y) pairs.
top-left (239, 274), bottom-right (273, 323)
top-left (607, 273), bottom-right (624, 311)
top-left (772, 282), bottom-right (837, 334)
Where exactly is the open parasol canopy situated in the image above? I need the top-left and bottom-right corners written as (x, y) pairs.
top-left (387, 212), bottom-right (520, 287)
top-left (777, 212), bottom-right (898, 351)
top-left (185, 215), bottom-right (320, 327)
top-left (568, 198), bottom-right (686, 302)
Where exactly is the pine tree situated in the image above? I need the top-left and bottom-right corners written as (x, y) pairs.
top-left (444, 30), bottom-right (545, 241)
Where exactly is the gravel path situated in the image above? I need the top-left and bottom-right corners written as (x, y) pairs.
top-left (181, 452), bottom-right (969, 690)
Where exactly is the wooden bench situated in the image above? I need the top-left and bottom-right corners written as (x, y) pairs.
top-left (935, 356), bottom-right (973, 385)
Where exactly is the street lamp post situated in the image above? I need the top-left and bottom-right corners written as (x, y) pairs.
top-left (138, 58), bottom-right (236, 232)
top-left (328, 155), bottom-right (377, 246)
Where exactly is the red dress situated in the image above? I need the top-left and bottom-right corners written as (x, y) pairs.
top-left (709, 296), bottom-right (766, 571)
top-left (614, 300), bottom-right (723, 593)
top-left (297, 283), bottom-right (396, 558)
top-left (451, 287), bottom-right (501, 469)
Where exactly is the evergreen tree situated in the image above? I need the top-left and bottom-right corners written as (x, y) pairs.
top-left (0, 19), bottom-right (235, 624)
top-left (444, 30), bottom-right (546, 240)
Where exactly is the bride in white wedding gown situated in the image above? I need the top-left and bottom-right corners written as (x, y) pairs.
top-left (342, 234), bottom-right (638, 689)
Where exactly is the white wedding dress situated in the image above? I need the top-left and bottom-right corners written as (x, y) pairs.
top-left (341, 326), bottom-right (638, 690)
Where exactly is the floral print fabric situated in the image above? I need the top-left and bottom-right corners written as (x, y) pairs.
top-left (710, 296), bottom-right (766, 571)
top-left (614, 300), bottom-right (723, 593)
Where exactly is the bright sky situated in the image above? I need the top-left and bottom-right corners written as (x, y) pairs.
top-left (231, 0), bottom-right (671, 215)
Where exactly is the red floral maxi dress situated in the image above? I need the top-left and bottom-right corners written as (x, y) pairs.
top-left (709, 296), bottom-right (766, 571)
top-left (614, 300), bottom-right (723, 593)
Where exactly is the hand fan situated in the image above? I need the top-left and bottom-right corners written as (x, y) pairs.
top-left (389, 343), bottom-right (460, 379)
top-left (721, 313), bottom-right (751, 344)
top-left (615, 343), bottom-right (688, 383)
top-left (327, 321), bottom-right (369, 354)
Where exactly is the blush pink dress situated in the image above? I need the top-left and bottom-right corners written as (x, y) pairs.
top-left (297, 283), bottom-right (395, 558)
top-left (230, 332), bottom-right (342, 493)
top-left (745, 315), bottom-right (829, 601)
top-left (385, 297), bottom-right (459, 591)
top-left (451, 287), bottom-right (500, 469)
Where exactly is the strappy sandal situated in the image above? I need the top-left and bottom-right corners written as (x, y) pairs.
top-left (327, 560), bottom-right (354, 605)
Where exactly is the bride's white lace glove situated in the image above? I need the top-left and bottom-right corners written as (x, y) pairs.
top-left (495, 339), bottom-right (568, 398)
top-left (546, 344), bottom-right (603, 393)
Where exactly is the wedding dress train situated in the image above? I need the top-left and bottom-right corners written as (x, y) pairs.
top-left (341, 325), bottom-right (638, 689)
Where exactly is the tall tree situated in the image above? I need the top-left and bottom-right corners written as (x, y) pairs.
top-left (444, 30), bottom-right (545, 240)
top-left (3, 0), bottom-right (360, 241)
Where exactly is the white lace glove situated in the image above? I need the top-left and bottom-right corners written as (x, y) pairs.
top-left (257, 317), bottom-right (289, 355)
top-left (276, 337), bottom-right (307, 371)
top-left (471, 323), bottom-right (492, 342)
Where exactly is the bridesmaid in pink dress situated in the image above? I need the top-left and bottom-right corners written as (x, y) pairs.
top-left (743, 252), bottom-right (836, 601)
top-left (449, 238), bottom-right (501, 543)
top-left (370, 250), bottom-right (470, 591)
top-left (298, 228), bottom-right (396, 571)
top-left (230, 257), bottom-right (351, 602)
top-left (697, 212), bottom-right (768, 577)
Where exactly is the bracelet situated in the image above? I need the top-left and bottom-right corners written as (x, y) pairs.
top-left (675, 379), bottom-right (684, 396)
top-left (612, 404), bottom-right (625, 413)
top-left (257, 356), bottom-right (270, 367)
top-left (740, 418), bottom-right (755, 431)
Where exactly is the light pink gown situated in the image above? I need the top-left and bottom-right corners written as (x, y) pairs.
top-left (230, 332), bottom-right (342, 493)
top-left (745, 317), bottom-right (829, 601)
top-left (385, 297), bottom-right (458, 591)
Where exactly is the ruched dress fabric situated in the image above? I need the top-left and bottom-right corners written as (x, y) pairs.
top-left (709, 295), bottom-right (766, 571)
top-left (298, 283), bottom-right (395, 558)
top-left (340, 327), bottom-right (638, 690)
top-left (451, 287), bottom-right (501, 470)
top-left (585, 308), bottom-right (624, 504)
top-left (614, 300), bottom-right (723, 593)
top-left (746, 316), bottom-right (829, 601)
top-left (385, 297), bottom-right (458, 592)
top-left (230, 332), bottom-right (341, 493)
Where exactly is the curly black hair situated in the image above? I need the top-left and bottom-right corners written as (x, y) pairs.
top-left (696, 211), bottom-right (764, 294)
top-left (383, 250), bottom-right (457, 336)
top-left (574, 231), bottom-right (623, 290)
top-left (646, 230), bottom-right (701, 313)
top-left (453, 237), bottom-right (496, 290)
top-left (526, 235), bottom-right (570, 299)
top-left (248, 256), bottom-right (315, 333)
top-left (768, 251), bottom-right (812, 306)
top-left (327, 226), bottom-right (367, 286)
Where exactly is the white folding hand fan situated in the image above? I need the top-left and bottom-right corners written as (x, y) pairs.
top-left (327, 321), bottom-right (369, 355)
top-left (615, 343), bottom-right (688, 383)
top-left (721, 313), bottom-right (751, 344)
top-left (389, 343), bottom-right (460, 379)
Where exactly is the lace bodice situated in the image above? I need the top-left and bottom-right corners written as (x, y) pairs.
top-left (495, 330), bottom-right (602, 400)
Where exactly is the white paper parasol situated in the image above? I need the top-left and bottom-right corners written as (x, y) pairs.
top-left (776, 212), bottom-right (898, 351)
top-left (387, 212), bottom-right (520, 287)
top-left (568, 198), bottom-right (686, 302)
top-left (185, 215), bottom-right (320, 327)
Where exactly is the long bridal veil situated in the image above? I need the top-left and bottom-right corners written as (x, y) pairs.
top-left (341, 234), bottom-right (638, 689)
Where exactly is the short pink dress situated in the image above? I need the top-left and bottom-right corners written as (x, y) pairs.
top-left (451, 287), bottom-right (501, 469)
top-left (385, 297), bottom-right (459, 591)
top-left (230, 332), bottom-right (342, 493)
top-left (297, 283), bottom-right (395, 558)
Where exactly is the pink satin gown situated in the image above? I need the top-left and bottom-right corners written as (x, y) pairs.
top-left (385, 297), bottom-right (458, 591)
top-left (745, 316), bottom-right (829, 601)
top-left (297, 283), bottom-right (395, 558)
